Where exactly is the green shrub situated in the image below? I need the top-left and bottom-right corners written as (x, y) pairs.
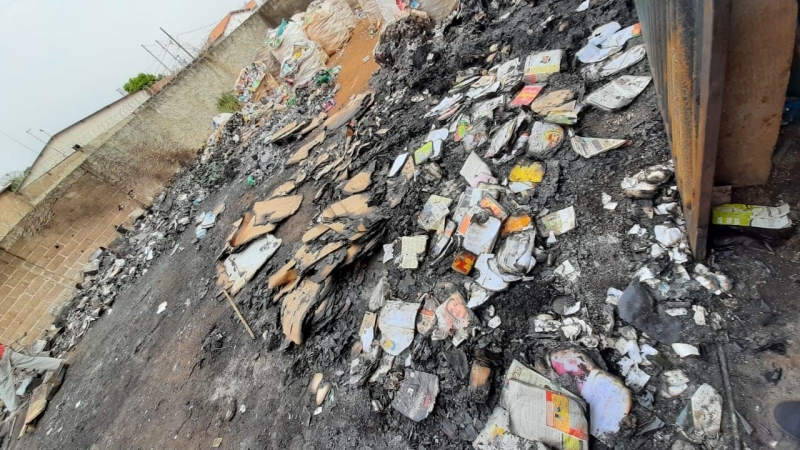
top-left (216, 92), bottom-right (242, 113)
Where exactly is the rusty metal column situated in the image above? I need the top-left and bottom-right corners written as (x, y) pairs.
top-left (693, 0), bottom-right (730, 260)
top-left (635, 0), bottom-right (730, 259)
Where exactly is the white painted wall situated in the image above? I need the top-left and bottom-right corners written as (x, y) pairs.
top-left (223, 10), bottom-right (256, 39)
top-left (21, 90), bottom-right (150, 190)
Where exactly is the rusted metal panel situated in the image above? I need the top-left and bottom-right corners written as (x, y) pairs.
top-left (635, 0), bottom-right (730, 260)
top-left (714, 1), bottom-right (797, 187)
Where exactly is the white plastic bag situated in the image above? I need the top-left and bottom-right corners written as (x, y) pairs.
top-left (253, 45), bottom-right (281, 77)
top-left (280, 42), bottom-right (329, 86)
top-left (358, 0), bottom-right (384, 24)
top-left (267, 20), bottom-right (309, 63)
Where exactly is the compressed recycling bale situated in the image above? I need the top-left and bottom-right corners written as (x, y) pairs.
top-left (303, 0), bottom-right (358, 56)
top-left (267, 20), bottom-right (309, 63)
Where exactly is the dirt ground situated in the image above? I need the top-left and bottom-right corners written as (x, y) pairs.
top-left (328, 20), bottom-right (381, 114)
top-left (5, 1), bottom-right (800, 449)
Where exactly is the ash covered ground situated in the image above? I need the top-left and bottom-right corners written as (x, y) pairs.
top-left (7, 0), bottom-right (800, 449)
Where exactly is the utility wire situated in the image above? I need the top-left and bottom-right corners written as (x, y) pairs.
top-left (176, 19), bottom-right (224, 37)
top-left (0, 130), bottom-right (40, 156)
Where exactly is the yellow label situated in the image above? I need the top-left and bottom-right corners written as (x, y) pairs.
top-left (509, 162), bottom-right (545, 183)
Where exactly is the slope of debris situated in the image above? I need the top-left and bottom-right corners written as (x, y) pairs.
top-left (39, 0), bottom-right (756, 449)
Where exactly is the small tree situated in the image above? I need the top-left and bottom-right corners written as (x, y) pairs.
top-left (123, 73), bottom-right (164, 93)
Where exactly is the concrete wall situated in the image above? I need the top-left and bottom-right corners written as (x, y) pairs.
top-left (83, 6), bottom-right (283, 201)
top-left (0, 191), bottom-right (34, 242)
top-left (21, 91), bottom-right (150, 193)
top-left (0, 0), bottom-right (316, 347)
top-left (0, 171), bottom-right (142, 346)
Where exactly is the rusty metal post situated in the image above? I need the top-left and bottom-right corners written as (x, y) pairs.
top-left (692, 0), bottom-right (730, 259)
top-left (636, 0), bottom-right (730, 259)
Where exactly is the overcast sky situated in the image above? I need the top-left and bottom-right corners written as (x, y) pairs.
top-left (0, 0), bottom-right (249, 177)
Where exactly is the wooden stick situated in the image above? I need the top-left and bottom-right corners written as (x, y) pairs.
top-left (223, 290), bottom-right (255, 340)
top-left (717, 341), bottom-right (741, 450)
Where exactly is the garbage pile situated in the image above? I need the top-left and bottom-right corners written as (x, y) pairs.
top-left (31, 0), bottom-right (792, 448)
top-left (45, 129), bottom-right (242, 357)
top-left (211, 1), bottom-right (756, 448)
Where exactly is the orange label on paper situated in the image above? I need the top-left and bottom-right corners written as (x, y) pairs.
top-left (509, 84), bottom-right (545, 108)
top-left (452, 251), bottom-right (476, 275)
top-left (501, 213), bottom-right (532, 236)
top-left (546, 391), bottom-right (572, 435)
top-left (478, 195), bottom-right (507, 219)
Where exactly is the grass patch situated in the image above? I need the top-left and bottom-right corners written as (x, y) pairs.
top-left (216, 92), bottom-right (242, 113)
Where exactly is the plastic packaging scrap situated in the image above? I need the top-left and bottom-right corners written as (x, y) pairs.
top-left (543, 101), bottom-right (581, 125)
top-left (509, 84), bottom-right (545, 108)
top-left (537, 206), bottom-right (576, 237)
top-left (485, 119), bottom-right (519, 158)
top-left (576, 22), bottom-right (622, 63)
top-left (473, 406), bottom-right (549, 450)
top-left (571, 136), bottom-right (629, 158)
top-left (495, 58), bottom-right (522, 91)
top-left (498, 359), bottom-right (590, 449)
top-left (211, 113), bottom-right (234, 131)
top-left (418, 194), bottom-right (452, 231)
top-left (467, 74), bottom-right (500, 99)
top-left (217, 235), bottom-right (282, 296)
top-left (473, 254), bottom-right (512, 292)
top-left (711, 203), bottom-right (791, 229)
top-left (523, 50), bottom-right (564, 84)
top-left (672, 343), bottom-right (700, 358)
top-left (235, 62), bottom-right (268, 103)
top-left (432, 291), bottom-right (475, 346)
top-left (399, 235), bottom-right (428, 269)
top-left (302, 0), bottom-right (357, 56)
top-left (550, 349), bottom-right (632, 445)
top-left (676, 384), bottom-right (723, 440)
top-left (426, 93), bottom-right (463, 118)
top-left (576, 44), bottom-right (621, 64)
top-left (616, 281), bottom-right (681, 344)
top-left (508, 161), bottom-right (545, 192)
top-left (280, 41), bottom-right (329, 86)
top-left (267, 20), bottom-right (310, 63)
top-left (472, 96), bottom-right (505, 121)
top-left (358, 311), bottom-right (377, 350)
top-left (460, 152), bottom-right (495, 187)
top-left (621, 164), bottom-right (672, 199)
top-left (692, 264), bottom-right (732, 295)
top-left (660, 369), bottom-right (690, 398)
top-left (496, 230), bottom-right (536, 276)
top-left (463, 215), bottom-right (502, 255)
top-left (583, 44), bottom-right (647, 81)
top-left (378, 300), bottom-right (419, 355)
top-left (585, 76), bottom-right (651, 112)
top-left (602, 23), bottom-right (642, 48)
top-left (391, 369), bottom-right (439, 421)
top-left (527, 121), bottom-right (564, 159)
top-left (530, 90), bottom-right (574, 116)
